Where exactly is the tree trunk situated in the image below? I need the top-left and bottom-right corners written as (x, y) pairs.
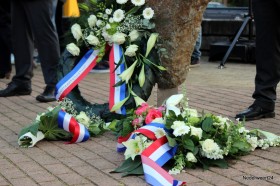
top-left (146, 0), bottom-right (210, 89)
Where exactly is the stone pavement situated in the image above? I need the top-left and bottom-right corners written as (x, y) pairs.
top-left (0, 58), bottom-right (279, 186)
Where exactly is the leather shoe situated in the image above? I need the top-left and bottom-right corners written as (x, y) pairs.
top-left (0, 81), bottom-right (32, 97)
top-left (235, 105), bottom-right (275, 121)
top-left (36, 85), bottom-right (56, 102)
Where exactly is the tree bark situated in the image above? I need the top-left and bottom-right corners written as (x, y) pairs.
top-left (146, 0), bottom-right (210, 89)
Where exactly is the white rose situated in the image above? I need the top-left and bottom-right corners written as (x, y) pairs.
top-left (201, 139), bottom-right (219, 153)
top-left (129, 30), bottom-right (139, 42)
top-left (124, 44), bottom-right (139, 57)
top-left (112, 32), bottom-right (126, 44)
top-left (186, 152), bottom-right (197, 163)
top-left (71, 23), bottom-right (83, 41)
top-left (88, 15), bottom-right (97, 28)
top-left (190, 126), bottom-right (203, 140)
top-left (86, 35), bottom-right (100, 46)
top-left (66, 43), bottom-right (80, 56)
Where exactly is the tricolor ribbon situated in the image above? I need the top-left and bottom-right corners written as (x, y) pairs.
top-left (55, 49), bottom-right (99, 101)
top-left (55, 46), bottom-right (128, 143)
top-left (109, 43), bottom-right (126, 115)
top-left (57, 110), bottom-right (90, 143)
top-left (118, 123), bottom-right (187, 186)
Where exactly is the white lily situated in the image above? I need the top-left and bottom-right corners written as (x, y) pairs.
top-left (165, 94), bottom-right (184, 116)
top-left (18, 131), bottom-right (45, 148)
top-left (145, 33), bottom-right (158, 57)
top-left (138, 64), bottom-right (145, 87)
top-left (119, 60), bottom-right (137, 83)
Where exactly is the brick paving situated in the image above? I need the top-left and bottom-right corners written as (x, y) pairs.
top-left (0, 58), bottom-right (279, 186)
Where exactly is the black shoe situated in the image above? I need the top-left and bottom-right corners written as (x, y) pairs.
top-left (0, 81), bottom-right (32, 97)
top-left (36, 85), bottom-right (56, 102)
top-left (0, 71), bottom-right (11, 79)
top-left (190, 58), bottom-right (200, 68)
top-left (235, 105), bottom-right (275, 121)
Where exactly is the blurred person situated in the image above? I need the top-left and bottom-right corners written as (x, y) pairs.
top-left (190, 29), bottom-right (202, 68)
top-left (0, 0), bottom-right (60, 102)
top-left (236, 0), bottom-right (280, 120)
top-left (0, 1), bottom-right (12, 79)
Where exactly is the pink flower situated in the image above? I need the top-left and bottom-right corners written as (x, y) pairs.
top-left (132, 117), bottom-right (143, 127)
top-left (135, 103), bottom-right (149, 115)
top-left (145, 109), bottom-right (163, 124)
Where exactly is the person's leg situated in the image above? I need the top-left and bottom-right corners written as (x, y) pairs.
top-left (11, 0), bottom-right (34, 85)
top-left (252, 0), bottom-right (280, 110)
top-left (236, 0), bottom-right (280, 120)
top-left (0, 26), bottom-right (12, 79)
top-left (25, 0), bottom-right (60, 88)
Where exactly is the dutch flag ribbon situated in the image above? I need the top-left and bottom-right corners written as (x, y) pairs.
top-left (109, 43), bottom-right (126, 115)
top-left (118, 123), bottom-right (187, 186)
top-left (57, 110), bottom-right (90, 143)
top-left (55, 49), bottom-right (99, 101)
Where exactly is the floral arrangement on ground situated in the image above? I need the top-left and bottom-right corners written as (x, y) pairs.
top-left (109, 93), bottom-right (280, 177)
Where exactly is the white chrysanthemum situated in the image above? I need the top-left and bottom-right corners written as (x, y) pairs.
top-left (113, 9), bottom-right (125, 22)
top-left (190, 126), bottom-right (203, 140)
top-left (112, 32), bottom-right (127, 44)
top-left (88, 15), bottom-right (97, 28)
top-left (131, 0), bottom-right (145, 6)
top-left (116, 0), bottom-right (128, 4)
top-left (129, 30), bottom-right (139, 42)
top-left (200, 139), bottom-right (223, 159)
top-left (186, 152), bottom-right (197, 163)
top-left (66, 43), bottom-right (80, 56)
top-left (124, 44), bottom-right (139, 57)
top-left (71, 23), bottom-right (83, 41)
top-left (171, 121), bottom-right (190, 137)
top-left (143, 7), bottom-right (154, 20)
top-left (154, 128), bottom-right (166, 139)
top-left (86, 35), bottom-right (100, 46)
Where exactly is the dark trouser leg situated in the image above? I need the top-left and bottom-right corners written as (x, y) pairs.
top-left (24, 0), bottom-right (60, 87)
top-left (252, 0), bottom-right (280, 111)
top-left (0, 26), bottom-right (12, 75)
top-left (11, 0), bottom-right (34, 84)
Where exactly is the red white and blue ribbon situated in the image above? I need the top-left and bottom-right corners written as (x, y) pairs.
top-left (119, 123), bottom-right (187, 186)
top-left (57, 110), bottom-right (90, 143)
top-left (109, 44), bottom-right (126, 115)
top-left (55, 49), bottom-right (99, 101)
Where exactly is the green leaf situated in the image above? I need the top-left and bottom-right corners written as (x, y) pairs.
top-left (111, 156), bottom-right (142, 173)
top-left (183, 138), bottom-right (195, 152)
top-left (122, 164), bottom-right (144, 177)
top-left (18, 121), bottom-right (40, 138)
top-left (201, 117), bottom-right (213, 132)
top-left (107, 120), bottom-right (118, 131)
top-left (232, 141), bottom-right (251, 152)
top-left (166, 135), bottom-right (177, 147)
top-left (208, 159), bottom-right (228, 169)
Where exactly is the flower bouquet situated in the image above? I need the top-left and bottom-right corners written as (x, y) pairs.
top-left (18, 98), bottom-right (106, 147)
top-left (109, 94), bottom-right (280, 185)
top-left (57, 0), bottom-right (165, 119)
